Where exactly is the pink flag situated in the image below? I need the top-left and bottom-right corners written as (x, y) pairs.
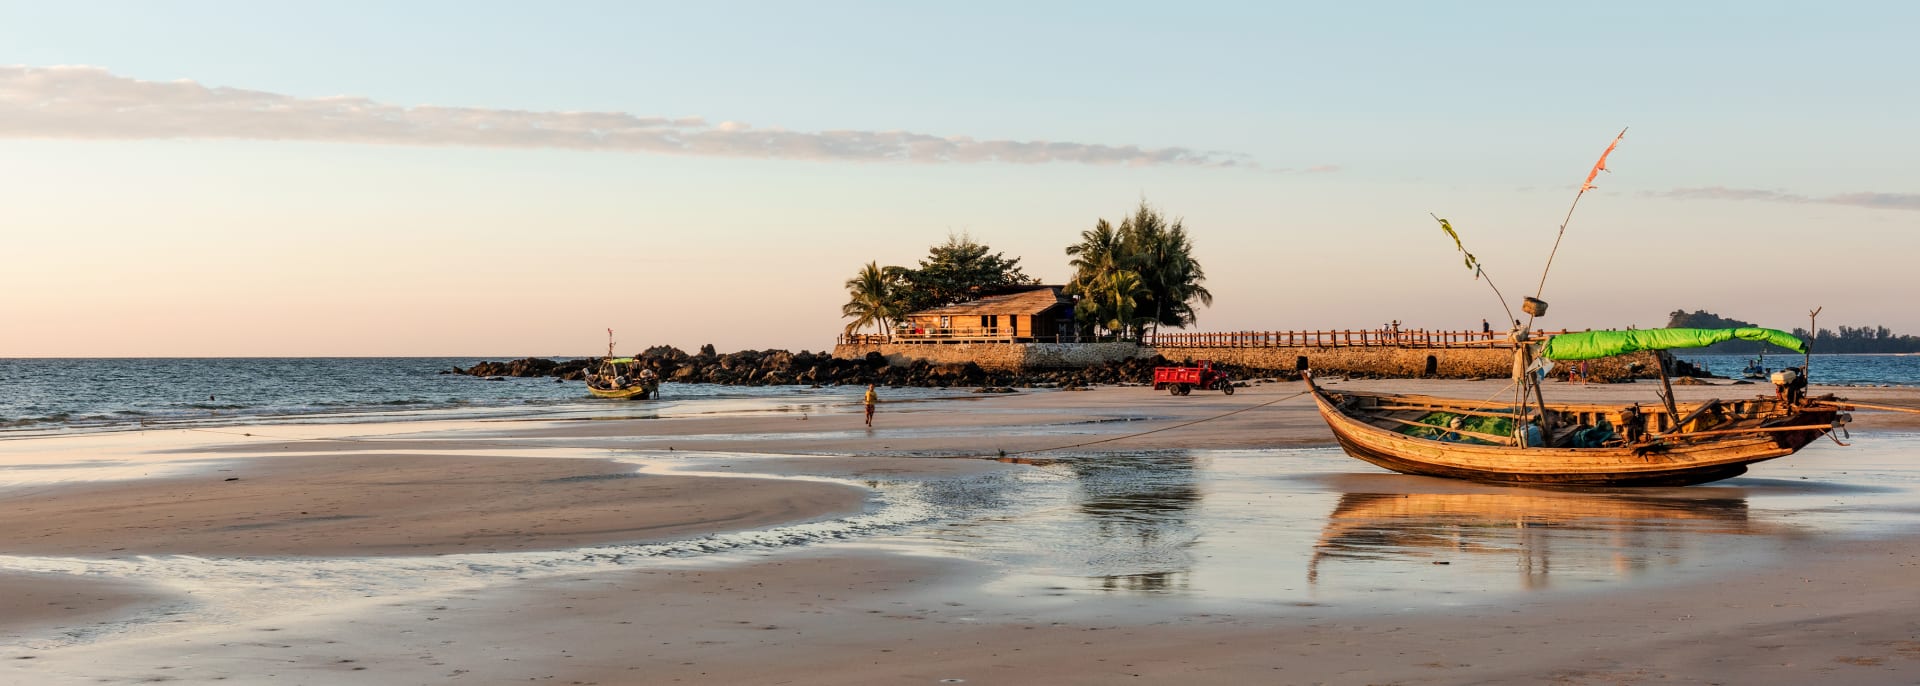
top-left (1581, 128), bottom-right (1627, 192)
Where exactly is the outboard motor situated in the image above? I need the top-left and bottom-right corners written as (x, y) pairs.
top-left (1771, 368), bottom-right (1807, 407)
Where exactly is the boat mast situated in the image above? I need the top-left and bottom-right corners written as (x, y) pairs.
top-left (1805, 307), bottom-right (1820, 377)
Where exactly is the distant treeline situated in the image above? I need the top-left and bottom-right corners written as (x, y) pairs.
top-left (1666, 309), bottom-right (1920, 354)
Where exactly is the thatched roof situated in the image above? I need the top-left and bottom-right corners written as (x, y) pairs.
top-left (908, 286), bottom-right (1072, 317)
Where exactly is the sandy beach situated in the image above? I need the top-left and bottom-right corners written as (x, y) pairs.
top-left (4, 378), bottom-right (1920, 684)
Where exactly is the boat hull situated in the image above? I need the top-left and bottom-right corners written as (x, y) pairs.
top-left (1308, 382), bottom-right (1837, 487)
top-left (587, 385), bottom-right (655, 400)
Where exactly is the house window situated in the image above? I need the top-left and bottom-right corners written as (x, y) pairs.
top-left (939, 316), bottom-right (951, 330)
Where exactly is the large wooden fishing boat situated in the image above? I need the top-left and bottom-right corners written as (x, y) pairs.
top-left (1305, 328), bottom-right (1851, 486)
top-left (1308, 131), bottom-right (1865, 486)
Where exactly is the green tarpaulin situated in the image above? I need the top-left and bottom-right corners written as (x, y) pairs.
top-left (1539, 327), bottom-right (1807, 361)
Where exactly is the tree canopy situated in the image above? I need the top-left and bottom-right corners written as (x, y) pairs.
top-left (1667, 309), bottom-right (1920, 354)
top-left (1065, 201), bottom-right (1210, 340)
top-left (841, 261), bottom-right (899, 336)
top-left (884, 233), bottom-right (1037, 315)
top-left (840, 234), bottom-right (1036, 336)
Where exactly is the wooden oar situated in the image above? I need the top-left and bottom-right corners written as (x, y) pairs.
top-left (1652, 424), bottom-right (1833, 440)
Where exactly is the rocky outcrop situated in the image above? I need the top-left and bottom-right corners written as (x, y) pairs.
top-left (448, 347), bottom-right (1286, 388)
top-left (449, 345), bottom-right (1660, 388)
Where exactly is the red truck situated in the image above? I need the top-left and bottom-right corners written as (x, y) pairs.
top-left (1152, 360), bottom-right (1235, 396)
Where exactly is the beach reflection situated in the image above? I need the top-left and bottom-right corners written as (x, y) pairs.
top-left (1065, 453), bottom-right (1201, 592)
top-left (1306, 480), bottom-right (1762, 590)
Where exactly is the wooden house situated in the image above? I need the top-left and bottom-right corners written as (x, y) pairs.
top-left (897, 285), bottom-right (1079, 342)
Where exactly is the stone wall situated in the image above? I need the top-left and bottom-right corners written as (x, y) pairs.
top-left (834, 341), bottom-right (1656, 381)
top-left (831, 341), bottom-right (1147, 372)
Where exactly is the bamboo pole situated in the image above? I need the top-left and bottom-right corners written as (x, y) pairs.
top-left (1654, 351), bottom-right (1682, 424)
top-left (1823, 400), bottom-right (1920, 415)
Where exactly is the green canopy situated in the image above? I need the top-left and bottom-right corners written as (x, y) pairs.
top-left (603, 357), bottom-right (636, 364)
top-left (1540, 327), bottom-right (1806, 361)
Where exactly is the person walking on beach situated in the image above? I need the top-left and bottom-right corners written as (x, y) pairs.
top-left (863, 384), bottom-right (878, 427)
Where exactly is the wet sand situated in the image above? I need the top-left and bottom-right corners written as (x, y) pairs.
top-left (0, 573), bottom-right (164, 646)
top-left (0, 453), bottom-right (866, 557)
top-left (4, 380), bottom-right (1920, 683)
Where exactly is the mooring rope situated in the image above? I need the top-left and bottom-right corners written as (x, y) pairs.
top-left (994, 389), bottom-right (1314, 457)
top-left (164, 388), bottom-right (1323, 458)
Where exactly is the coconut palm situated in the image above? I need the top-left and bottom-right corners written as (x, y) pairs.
top-left (1065, 202), bottom-right (1212, 341)
top-left (1064, 219), bottom-right (1123, 338)
top-left (1098, 270), bottom-right (1149, 340)
top-left (841, 261), bottom-right (898, 336)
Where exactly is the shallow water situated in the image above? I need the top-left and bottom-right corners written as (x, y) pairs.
top-left (4, 422), bottom-right (1920, 653)
top-left (0, 357), bottom-right (979, 435)
top-left (875, 437), bottom-right (1920, 606)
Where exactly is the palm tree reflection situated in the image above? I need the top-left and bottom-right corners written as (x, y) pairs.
top-left (1065, 451), bottom-right (1201, 592)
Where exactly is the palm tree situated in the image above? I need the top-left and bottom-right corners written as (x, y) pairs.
top-left (1101, 270), bottom-right (1148, 340)
top-left (841, 261), bottom-right (898, 337)
top-left (1116, 202), bottom-right (1210, 339)
top-left (1064, 219), bottom-right (1123, 337)
top-left (1065, 201), bottom-right (1212, 341)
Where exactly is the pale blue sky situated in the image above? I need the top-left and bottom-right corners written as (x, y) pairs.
top-left (2, 1), bottom-right (1915, 355)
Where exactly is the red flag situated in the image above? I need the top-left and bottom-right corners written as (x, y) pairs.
top-left (1581, 128), bottom-right (1627, 192)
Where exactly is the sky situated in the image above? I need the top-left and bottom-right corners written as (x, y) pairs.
top-left (3, 1), bottom-right (1916, 357)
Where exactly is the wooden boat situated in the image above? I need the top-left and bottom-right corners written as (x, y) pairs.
top-left (1305, 356), bottom-right (1848, 487)
top-left (1331, 135), bottom-right (1865, 487)
top-left (585, 357), bottom-right (659, 400)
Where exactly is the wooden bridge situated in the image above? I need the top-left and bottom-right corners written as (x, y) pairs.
top-left (1146, 329), bottom-right (1579, 349)
top-left (839, 329), bottom-right (1579, 349)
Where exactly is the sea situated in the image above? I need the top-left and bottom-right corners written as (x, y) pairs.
top-left (0, 357), bottom-right (967, 436)
top-left (1672, 352), bottom-right (1920, 386)
top-left (3, 354), bottom-right (1916, 436)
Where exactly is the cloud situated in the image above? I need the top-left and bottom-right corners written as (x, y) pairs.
top-left (0, 65), bottom-right (1253, 167)
top-left (1652, 186), bottom-right (1920, 212)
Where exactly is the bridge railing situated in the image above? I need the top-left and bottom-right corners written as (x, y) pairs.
top-left (1144, 329), bottom-right (1578, 349)
top-left (841, 329), bottom-right (1583, 348)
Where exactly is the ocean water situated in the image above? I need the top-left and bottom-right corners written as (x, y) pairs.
top-left (1673, 353), bottom-right (1920, 386)
top-left (5, 354), bottom-right (1915, 435)
top-left (0, 358), bottom-right (962, 435)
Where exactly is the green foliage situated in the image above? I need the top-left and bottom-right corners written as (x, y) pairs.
top-left (1666, 309), bottom-right (1757, 330)
top-left (886, 233), bottom-right (1036, 315)
top-left (1668, 309), bottom-right (1920, 354)
top-left (841, 261), bottom-right (901, 335)
top-left (1064, 201), bottom-right (1210, 340)
top-left (842, 235), bottom-right (1035, 335)
top-left (1789, 324), bottom-right (1920, 354)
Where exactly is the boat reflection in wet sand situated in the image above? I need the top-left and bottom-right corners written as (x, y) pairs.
top-left (1305, 475), bottom-right (1770, 588)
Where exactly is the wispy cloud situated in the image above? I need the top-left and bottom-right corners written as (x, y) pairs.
top-left (0, 65), bottom-right (1252, 167)
top-left (1652, 186), bottom-right (1920, 212)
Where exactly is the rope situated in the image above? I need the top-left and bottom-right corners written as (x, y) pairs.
top-left (997, 389), bottom-right (1313, 457)
top-left (165, 389), bottom-right (1324, 459)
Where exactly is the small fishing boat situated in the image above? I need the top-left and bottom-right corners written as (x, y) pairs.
top-left (585, 357), bottom-right (659, 400)
top-left (1306, 327), bottom-right (1850, 487)
top-left (1741, 355), bottom-right (1768, 380)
